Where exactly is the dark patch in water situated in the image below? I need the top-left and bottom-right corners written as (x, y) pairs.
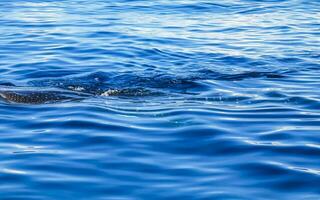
top-left (215, 71), bottom-right (285, 80)
top-left (29, 70), bottom-right (285, 93)
top-left (0, 70), bottom-right (285, 104)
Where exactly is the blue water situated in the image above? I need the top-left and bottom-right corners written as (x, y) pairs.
top-left (0, 0), bottom-right (320, 199)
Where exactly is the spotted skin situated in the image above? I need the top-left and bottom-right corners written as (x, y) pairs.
top-left (0, 87), bottom-right (89, 104)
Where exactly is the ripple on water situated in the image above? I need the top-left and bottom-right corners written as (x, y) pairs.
top-left (0, 0), bottom-right (320, 199)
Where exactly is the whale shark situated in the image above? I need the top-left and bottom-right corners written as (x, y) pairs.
top-left (0, 70), bottom-right (285, 104)
top-left (0, 86), bottom-right (161, 104)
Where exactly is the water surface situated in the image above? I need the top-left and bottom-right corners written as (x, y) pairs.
top-left (0, 0), bottom-right (319, 199)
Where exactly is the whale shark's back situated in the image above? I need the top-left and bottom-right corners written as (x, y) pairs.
top-left (0, 87), bottom-right (89, 104)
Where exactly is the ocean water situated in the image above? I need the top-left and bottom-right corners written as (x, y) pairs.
top-left (0, 0), bottom-right (320, 199)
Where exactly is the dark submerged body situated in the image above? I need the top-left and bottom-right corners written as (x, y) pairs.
top-left (0, 70), bottom-right (284, 104)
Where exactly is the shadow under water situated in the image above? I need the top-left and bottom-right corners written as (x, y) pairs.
top-left (0, 70), bottom-right (285, 104)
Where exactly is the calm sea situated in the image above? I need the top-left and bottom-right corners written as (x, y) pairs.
top-left (0, 0), bottom-right (319, 199)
